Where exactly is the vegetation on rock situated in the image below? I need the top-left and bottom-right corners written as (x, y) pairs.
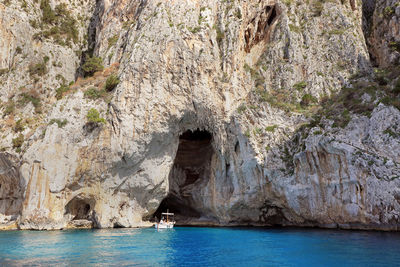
top-left (35, 1), bottom-right (79, 46)
top-left (84, 87), bottom-right (107, 100)
top-left (14, 119), bottom-right (25, 132)
top-left (86, 108), bottom-right (106, 124)
top-left (49, 118), bottom-right (68, 128)
top-left (265, 125), bottom-right (278, 132)
top-left (12, 134), bottom-right (24, 151)
top-left (104, 74), bottom-right (120, 91)
top-left (18, 92), bottom-right (41, 113)
top-left (82, 57), bottom-right (104, 77)
top-left (55, 84), bottom-right (71, 100)
top-left (300, 94), bottom-right (317, 107)
top-left (28, 61), bottom-right (47, 77)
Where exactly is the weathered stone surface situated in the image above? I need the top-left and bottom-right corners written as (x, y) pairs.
top-left (0, 153), bottom-right (23, 225)
top-left (367, 0), bottom-right (400, 67)
top-left (0, 0), bottom-right (399, 231)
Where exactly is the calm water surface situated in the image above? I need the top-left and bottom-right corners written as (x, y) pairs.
top-left (0, 227), bottom-right (399, 266)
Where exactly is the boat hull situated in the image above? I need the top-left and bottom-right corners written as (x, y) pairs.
top-left (155, 223), bottom-right (174, 229)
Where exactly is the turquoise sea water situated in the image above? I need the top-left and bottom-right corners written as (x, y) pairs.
top-left (0, 227), bottom-right (399, 266)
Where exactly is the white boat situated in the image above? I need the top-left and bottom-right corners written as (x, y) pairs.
top-left (155, 211), bottom-right (175, 229)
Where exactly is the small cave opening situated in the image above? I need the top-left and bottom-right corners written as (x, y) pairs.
top-left (65, 197), bottom-right (93, 221)
top-left (113, 222), bottom-right (124, 228)
top-left (151, 129), bottom-right (213, 224)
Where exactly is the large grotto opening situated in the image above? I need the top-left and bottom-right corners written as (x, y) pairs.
top-left (152, 129), bottom-right (214, 224)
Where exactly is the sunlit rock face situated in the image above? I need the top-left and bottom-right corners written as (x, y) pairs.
top-left (0, 0), bottom-right (399, 230)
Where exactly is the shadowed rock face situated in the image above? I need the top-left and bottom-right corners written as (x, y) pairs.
top-left (0, 0), bottom-right (399, 231)
top-left (367, 0), bottom-right (400, 66)
top-left (174, 130), bottom-right (213, 189)
top-left (0, 153), bottom-right (23, 225)
top-left (152, 130), bottom-right (213, 222)
top-left (244, 4), bottom-right (280, 53)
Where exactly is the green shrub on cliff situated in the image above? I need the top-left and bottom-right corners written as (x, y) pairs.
top-left (55, 84), bottom-right (70, 100)
top-left (300, 94), bottom-right (317, 107)
top-left (84, 87), bottom-right (106, 99)
top-left (107, 35), bottom-right (119, 49)
top-left (36, 1), bottom-right (79, 46)
top-left (12, 134), bottom-right (24, 150)
top-left (18, 93), bottom-right (42, 113)
top-left (384, 6), bottom-right (394, 17)
top-left (28, 62), bottom-right (47, 77)
top-left (14, 119), bottom-right (25, 132)
top-left (389, 42), bottom-right (400, 53)
top-left (82, 57), bottom-right (104, 77)
top-left (294, 81), bottom-right (307, 92)
top-left (86, 108), bottom-right (106, 124)
top-left (40, 0), bottom-right (56, 24)
top-left (49, 118), bottom-right (68, 128)
top-left (265, 125), bottom-right (278, 132)
top-left (104, 74), bottom-right (120, 91)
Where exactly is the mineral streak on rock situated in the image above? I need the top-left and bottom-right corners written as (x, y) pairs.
top-left (0, 0), bottom-right (399, 230)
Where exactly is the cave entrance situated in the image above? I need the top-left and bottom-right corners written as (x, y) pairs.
top-left (152, 129), bottom-right (213, 223)
top-left (65, 197), bottom-right (93, 221)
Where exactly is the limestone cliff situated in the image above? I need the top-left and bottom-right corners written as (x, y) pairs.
top-left (0, 0), bottom-right (399, 230)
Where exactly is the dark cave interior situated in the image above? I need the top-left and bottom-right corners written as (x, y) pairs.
top-left (65, 197), bottom-right (92, 221)
top-left (152, 129), bottom-right (214, 222)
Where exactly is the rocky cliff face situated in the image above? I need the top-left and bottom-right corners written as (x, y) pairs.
top-left (367, 0), bottom-right (399, 66)
top-left (0, 0), bottom-right (399, 230)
